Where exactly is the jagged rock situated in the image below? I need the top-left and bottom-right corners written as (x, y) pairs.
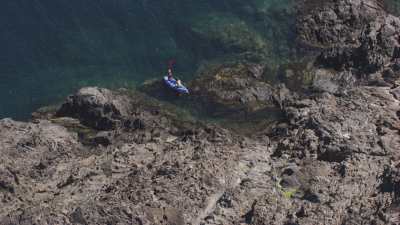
top-left (56, 87), bottom-right (133, 130)
top-left (2, 79), bottom-right (400, 225)
top-left (1, 90), bottom-right (258, 225)
top-left (317, 14), bottom-right (400, 74)
top-left (278, 61), bottom-right (356, 93)
top-left (299, 0), bottom-right (400, 78)
top-left (138, 78), bottom-right (179, 100)
top-left (190, 62), bottom-right (275, 116)
top-left (297, 0), bottom-right (383, 48)
top-left (275, 86), bottom-right (400, 159)
top-left (0, 166), bottom-right (16, 194)
top-left (2, 1), bottom-right (400, 224)
top-left (90, 131), bottom-right (113, 146)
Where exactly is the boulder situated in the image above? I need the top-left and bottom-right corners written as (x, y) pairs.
top-left (56, 87), bottom-right (133, 130)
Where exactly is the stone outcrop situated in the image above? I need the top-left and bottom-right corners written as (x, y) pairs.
top-left (56, 87), bottom-right (133, 130)
top-left (297, 0), bottom-right (383, 48)
top-left (2, 75), bottom-right (400, 224)
top-left (1, 1), bottom-right (400, 225)
top-left (190, 62), bottom-right (275, 116)
top-left (298, 0), bottom-right (400, 78)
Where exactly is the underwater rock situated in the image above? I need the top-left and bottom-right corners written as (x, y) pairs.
top-left (180, 13), bottom-right (270, 60)
top-left (190, 62), bottom-right (275, 116)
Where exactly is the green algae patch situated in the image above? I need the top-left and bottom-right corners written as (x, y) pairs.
top-left (282, 188), bottom-right (298, 199)
top-left (275, 176), bottom-right (299, 199)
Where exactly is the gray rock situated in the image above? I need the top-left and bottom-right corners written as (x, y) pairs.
top-left (190, 62), bottom-right (275, 116)
top-left (2, 79), bottom-right (400, 225)
top-left (56, 87), bottom-right (133, 130)
top-left (2, 1), bottom-right (400, 224)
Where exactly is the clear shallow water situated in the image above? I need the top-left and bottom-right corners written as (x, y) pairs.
top-left (0, 0), bottom-right (297, 119)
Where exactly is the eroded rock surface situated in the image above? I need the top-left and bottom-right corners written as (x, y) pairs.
top-left (2, 77), bottom-right (400, 225)
top-left (261, 85), bottom-right (400, 224)
top-left (56, 87), bottom-right (133, 130)
top-left (2, 1), bottom-right (400, 225)
top-left (298, 0), bottom-right (383, 48)
top-left (190, 62), bottom-right (275, 116)
top-left (298, 0), bottom-right (400, 77)
top-left (0, 89), bottom-right (267, 225)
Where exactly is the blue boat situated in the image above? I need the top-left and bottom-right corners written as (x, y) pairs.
top-left (163, 76), bottom-right (189, 94)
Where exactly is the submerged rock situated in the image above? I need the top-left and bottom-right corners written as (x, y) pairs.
top-left (178, 12), bottom-right (271, 61)
top-left (190, 62), bottom-right (276, 116)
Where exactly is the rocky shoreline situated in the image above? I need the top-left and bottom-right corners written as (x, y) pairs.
top-left (1, 1), bottom-right (400, 224)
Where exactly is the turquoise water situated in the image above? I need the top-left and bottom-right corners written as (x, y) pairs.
top-left (0, 0), bottom-right (297, 119)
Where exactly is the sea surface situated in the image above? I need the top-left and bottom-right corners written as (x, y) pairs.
top-left (1, 0), bottom-right (398, 119)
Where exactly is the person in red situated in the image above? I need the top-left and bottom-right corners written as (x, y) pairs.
top-left (167, 68), bottom-right (173, 80)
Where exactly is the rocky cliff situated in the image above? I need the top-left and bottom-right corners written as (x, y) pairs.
top-left (1, 0), bottom-right (400, 224)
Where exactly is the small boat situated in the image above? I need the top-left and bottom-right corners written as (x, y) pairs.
top-left (163, 76), bottom-right (189, 94)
